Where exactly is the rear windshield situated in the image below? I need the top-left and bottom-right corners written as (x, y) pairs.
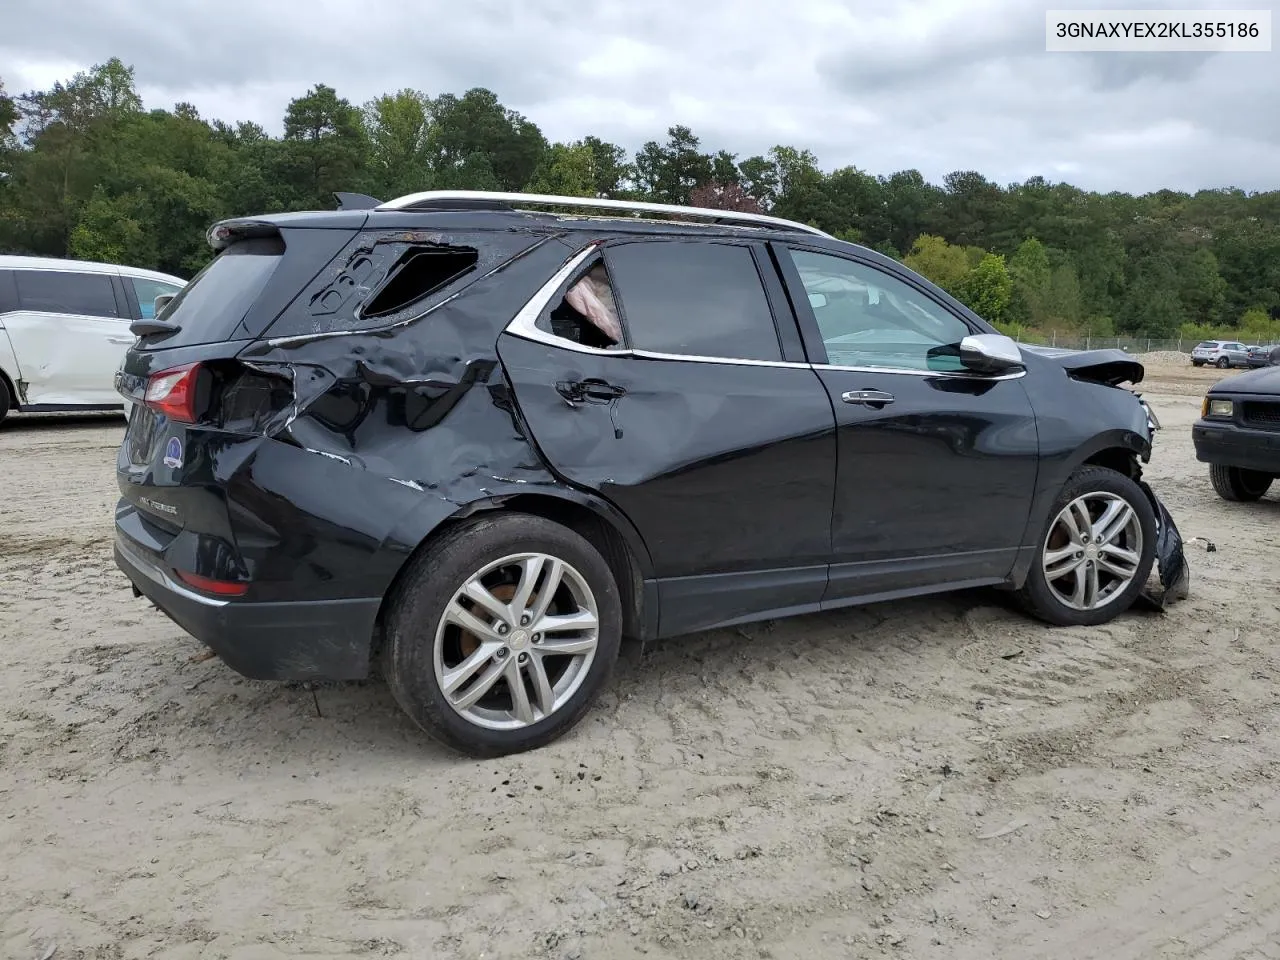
top-left (153, 237), bottom-right (284, 344)
top-left (1196, 341), bottom-right (1218, 349)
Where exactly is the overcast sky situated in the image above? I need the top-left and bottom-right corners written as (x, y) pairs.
top-left (2, 0), bottom-right (1276, 194)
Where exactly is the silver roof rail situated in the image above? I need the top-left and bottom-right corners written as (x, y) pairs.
top-left (373, 190), bottom-right (833, 238)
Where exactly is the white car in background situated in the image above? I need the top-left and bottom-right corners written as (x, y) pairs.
top-left (0, 255), bottom-right (186, 422)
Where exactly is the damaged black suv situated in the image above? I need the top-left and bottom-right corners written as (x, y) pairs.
top-left (113, 191), bottom-right (1188, 757)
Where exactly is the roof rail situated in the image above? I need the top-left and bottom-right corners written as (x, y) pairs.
top-left (373, 190), bottom-right (833, 238)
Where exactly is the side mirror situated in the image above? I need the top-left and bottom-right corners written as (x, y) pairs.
top-left (153, 294), bottom-right (176, 318)
top-left (958, 333), bottom-right (1023, 375)
top-left (808, 293), bottom-right (828, 310)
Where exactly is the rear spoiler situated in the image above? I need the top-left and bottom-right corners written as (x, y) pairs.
top-left (334, 192), bottom-right (382, 211)
top-left (206, 218), bottom-right (282, 252)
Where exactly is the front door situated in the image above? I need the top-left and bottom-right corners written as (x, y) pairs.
top-left (499, 237), bottom-right (837, 637)
top-left (774, 244), bottom-right (1040, 601)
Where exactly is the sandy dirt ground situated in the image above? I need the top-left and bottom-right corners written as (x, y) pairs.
top-left (2, 356), bottom-right (1279, 960)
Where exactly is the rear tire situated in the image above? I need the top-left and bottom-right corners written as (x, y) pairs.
top-left (1209, 464), bottom-right (1272, 502)
top-left (1217, 356), bottom-right (1231, 369)
top-left (383, 512), bottom-right (623, 757)
top-left (0, 378), bottom-right (10, 423)
top-left (1191, 360), bottom-right (1204, 367)
top-left (1015, 466), bottom-right (1157, 627)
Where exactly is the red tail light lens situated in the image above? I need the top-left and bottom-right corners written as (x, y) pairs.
top-left (174, 570), bottom-right (249, 597)
top-left (144, 363), bottom-right (202, 423)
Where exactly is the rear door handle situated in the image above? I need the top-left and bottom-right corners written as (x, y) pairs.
top-left (842, 389), bottom-right (895, 406)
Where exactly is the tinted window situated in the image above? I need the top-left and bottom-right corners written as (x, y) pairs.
top-left (605, 241), bottom-right (782, 362)
top-left (156, 237), bottom-right (283, 340)
top-left (130, 277), bottom-right (185, 319)
top-left (14, 270), bottom-right (120, 318)
top-left (0, 271), bottom-right (18, 314)
top-left (788, 249), bottom-right (970, 371)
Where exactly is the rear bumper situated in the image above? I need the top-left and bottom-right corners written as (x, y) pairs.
top-left (115, 533), bottom-right (380, 681)
top-left (1193, 420), bottom-right (1280, 474)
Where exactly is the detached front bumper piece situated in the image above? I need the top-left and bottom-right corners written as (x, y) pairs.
top-left (1135, 481), bottom-right (1190, 611)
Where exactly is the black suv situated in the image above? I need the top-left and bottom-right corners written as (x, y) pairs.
top-left (1194, 364), bottom-right (1280, 501)
top-left (113, 191), bottom-right (1188, 756)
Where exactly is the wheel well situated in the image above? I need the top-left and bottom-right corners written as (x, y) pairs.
top-left (372, 494), bottom-right (647, 662)
top-left (0, 368), bottom-right (17, 410)
top-left (1083, 447), bottom-right (1141, 480)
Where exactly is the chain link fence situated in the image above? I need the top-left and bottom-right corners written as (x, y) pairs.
top-left (1011, 333), bottom-right (1189, 354)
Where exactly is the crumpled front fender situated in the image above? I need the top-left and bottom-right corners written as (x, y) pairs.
top-left (1135, 480), bottom-right (1190, 611)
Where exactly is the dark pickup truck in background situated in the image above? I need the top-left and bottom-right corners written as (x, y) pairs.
top-left (1194, 365), bottom-right (1280, 502)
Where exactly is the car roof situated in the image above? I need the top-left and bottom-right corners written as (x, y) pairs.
top-left (0, 254), bottom-right (186, 286)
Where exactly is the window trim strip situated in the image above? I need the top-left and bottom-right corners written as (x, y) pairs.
top-left (502, 244), bottom-right (1028, 381)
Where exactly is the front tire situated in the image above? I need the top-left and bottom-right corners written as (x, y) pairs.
top-left (0, 377), bottom-right (11, 423)
top-left (383, 512), bottom-right (623, 757)
top-left (1209, 464), bottom-right (1273, 502)
top-left (1016, 466), bottom-right (1157, 627)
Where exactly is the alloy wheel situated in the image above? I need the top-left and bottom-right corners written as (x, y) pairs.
top-left (1042, 493), bottom-right (1144, 611)
top-left (433, 552), bottom-right (600, 731)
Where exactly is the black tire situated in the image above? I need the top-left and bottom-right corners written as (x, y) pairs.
top-left (1217, 356), bottom-right (1231, 369)
top-left (1015, 466), bottom-right (1157, 627)
top-left (1191, 360), bottom-right (1204, 367)
top-left (383, 512), bottom-right (623, 757)
top-left (1209, 463), bottom-right (1273, 502)
top-left (0, 376), bottom-right (11, 423)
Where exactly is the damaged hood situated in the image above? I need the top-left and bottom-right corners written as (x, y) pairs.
top-left (1020, 344), bottom-right (1144, 387)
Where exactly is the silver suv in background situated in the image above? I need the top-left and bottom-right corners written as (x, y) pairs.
top-left (1191, 340), bottom-right (1250, 369)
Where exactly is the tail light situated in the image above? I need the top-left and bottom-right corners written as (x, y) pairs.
top-left (174, 569), bottom-right (249, 597)
top-left (144, 363), bottom-right (203, 423)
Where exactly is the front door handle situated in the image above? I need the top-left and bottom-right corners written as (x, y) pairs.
top-left (557, 378), bottom-right (626, 404)
top-left (842, 389), bottom-right (895, 406)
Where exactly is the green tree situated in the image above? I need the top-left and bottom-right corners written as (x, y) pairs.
top-left (1008, 237), bottom-right (1051, 325)
top-left (426, 88), bottom-right (545, 192)
top-left (633, 125), bottom-right (712, 204)
top-left (955, 253), bottom-right (1014, 324)
top-left (526, 141), bottom-right (597, 197)
top-left (281, 83), bottom-right (367, 209)
top-left (363, 88), bottom-right (431, 198)
top-left (902, 234), bottom-right (970, 294)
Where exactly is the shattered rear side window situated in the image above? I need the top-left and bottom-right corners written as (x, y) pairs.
top-left (363, 246), bottom-right (479, 319)
top-left (278, 230), bottom-right (536, 338)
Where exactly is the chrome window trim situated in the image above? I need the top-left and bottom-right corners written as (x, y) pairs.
top-left (502, 244), bottom-right (1028, 381)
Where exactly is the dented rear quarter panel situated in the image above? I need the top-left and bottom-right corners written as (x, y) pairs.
top-left (202, 230), bottom-right (653, 607)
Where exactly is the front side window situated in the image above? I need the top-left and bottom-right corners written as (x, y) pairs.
top-left (605, 241), bottom-right (783, 362)
top-left (787, 249), bottom-right (971, 372)
top-left (14, 270), bottom-right (120, 319)
top-left (130, 278), bottom-right (185, 319)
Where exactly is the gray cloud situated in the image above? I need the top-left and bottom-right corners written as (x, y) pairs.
top-left (1, 0), bottom-right (1276, 194)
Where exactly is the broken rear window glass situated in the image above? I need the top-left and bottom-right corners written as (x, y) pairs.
top-left (543, 259), bottom-right (624, 349)
top-left (363, 245), bottom-right (479, 319)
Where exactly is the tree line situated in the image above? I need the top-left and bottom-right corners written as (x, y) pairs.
top-left (2, 58), bottom-right (1279, 342)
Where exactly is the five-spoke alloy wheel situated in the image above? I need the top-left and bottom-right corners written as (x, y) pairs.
top-left (384, 513), bottom-right (622, 757)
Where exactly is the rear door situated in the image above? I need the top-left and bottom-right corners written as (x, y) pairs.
top-left (773, 243), bottom-right (1039, 600)
top-left (498, 237), bottom-right (837, 637)
top-left (6, 268), bottom-right (131, 406)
